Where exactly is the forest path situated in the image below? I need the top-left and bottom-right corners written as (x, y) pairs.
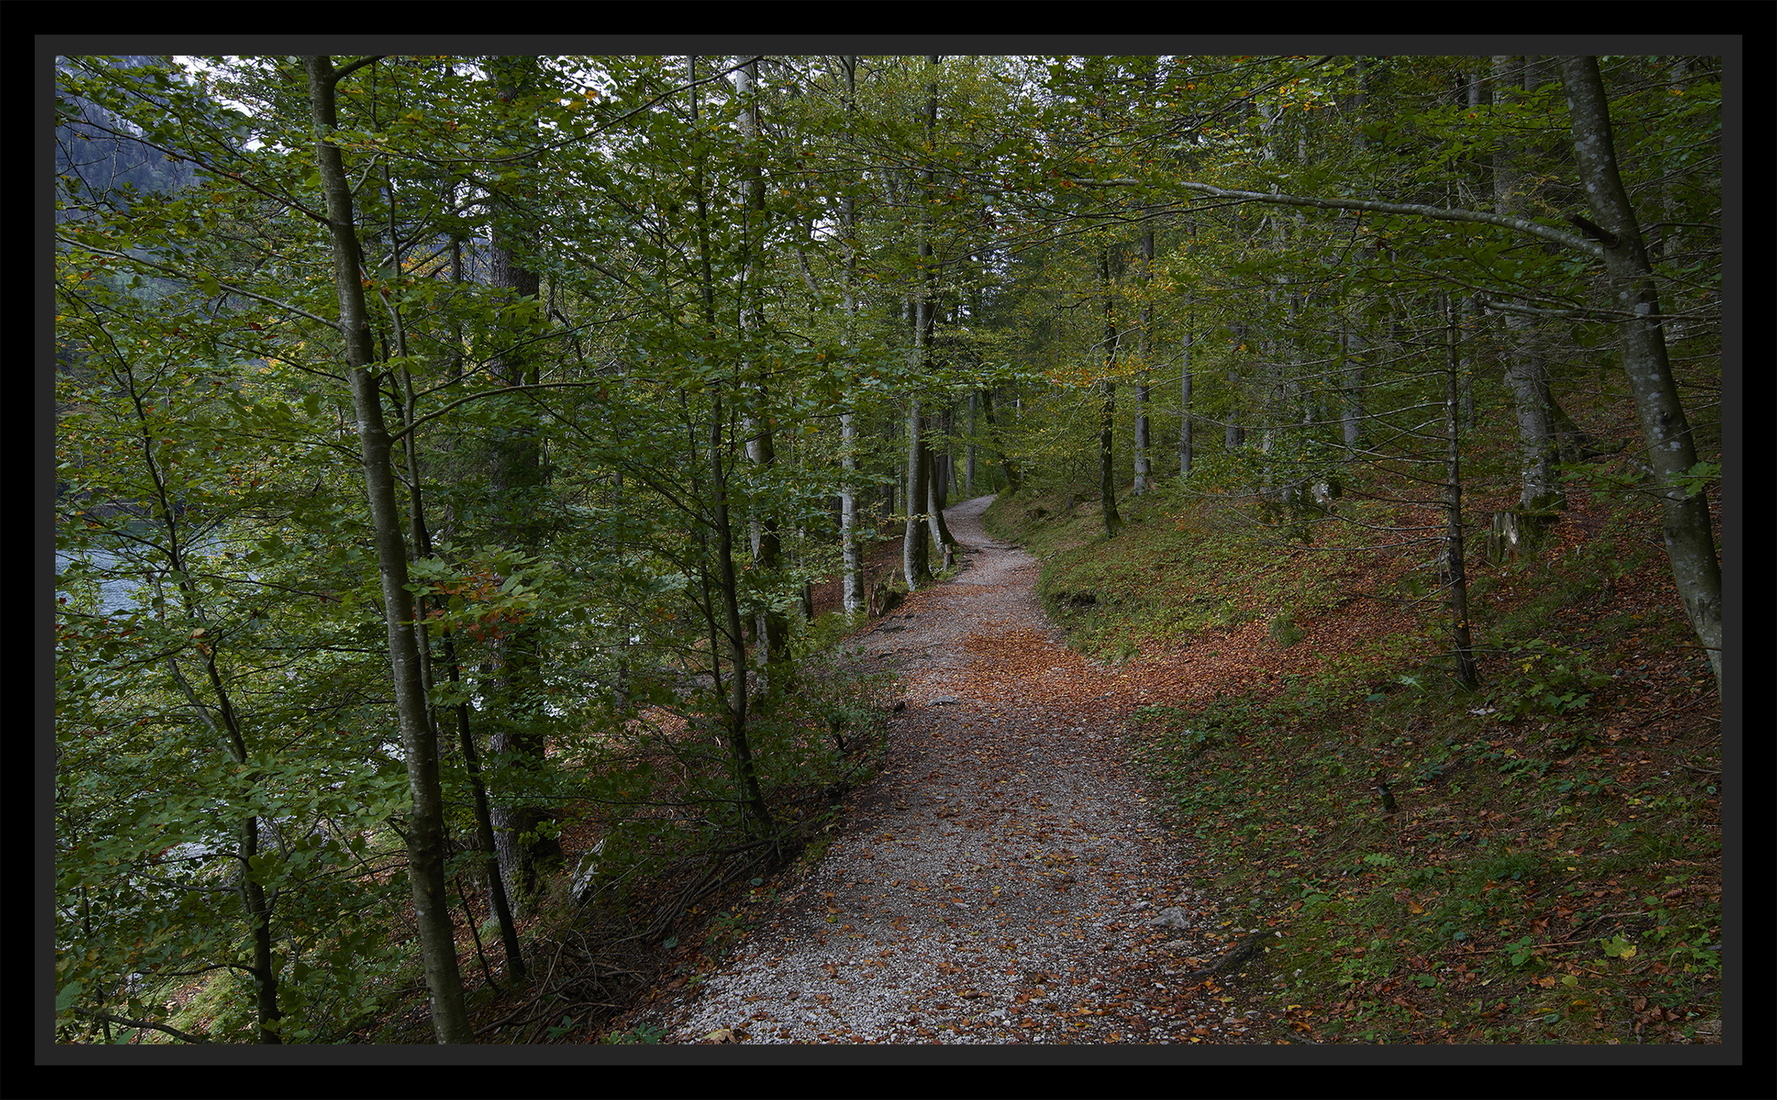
top-left (655, 495), bottom-right (1273, 1044)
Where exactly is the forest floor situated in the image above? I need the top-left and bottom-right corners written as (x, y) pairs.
top-left (353, 476), bottom-right (1728, 1054)
top-left (582, 474), bottom-right (1730, 1055)
top-left (614, 495), bottom-right (1293, 1044)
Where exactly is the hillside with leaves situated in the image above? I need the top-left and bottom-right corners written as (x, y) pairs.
top-left (980, 457), bottom-right (1723, 1044)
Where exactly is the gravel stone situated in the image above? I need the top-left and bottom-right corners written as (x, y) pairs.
top-left (650, 496), bottom-right (1261, 1045)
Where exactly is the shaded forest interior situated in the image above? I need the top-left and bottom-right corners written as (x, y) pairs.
top-left (51, 51), bottom-right (1729, 1047)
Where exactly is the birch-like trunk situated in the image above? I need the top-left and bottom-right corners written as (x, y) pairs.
top-left (838, 56), bottom-right (866, 615)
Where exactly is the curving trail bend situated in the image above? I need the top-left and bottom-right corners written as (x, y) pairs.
top-left (656, 495), bottom-right (1276, 1044)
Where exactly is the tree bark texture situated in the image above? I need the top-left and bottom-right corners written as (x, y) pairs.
top-left (1492, 56), bottom-right (1565, 513)
top-left (1443, 297), bottom-right (1480, 689)
top-left (302, 55), bottom-right (473, 1045)
top-left (1098, 249), bottom-right (1123, 538)
top-left (1560, 56), bottom-right (1723, 688)
top-left (484, 54), bottom-right (562, 912)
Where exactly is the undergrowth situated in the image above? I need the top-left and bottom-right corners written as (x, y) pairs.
top-left (985, 482), bottom-right (1724, 1045)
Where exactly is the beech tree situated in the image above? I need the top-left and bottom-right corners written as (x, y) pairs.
top-left (1012, 54), bottom-right (1721, 688)
top-left (56, 54), bottom-right (457, 1043)
top-left (53, 51), bottom-right (1723, 1045)
top-left (302, 54), bottom-right (474, 1044)
top-left (1559, 55), bottom-right (1721, 687)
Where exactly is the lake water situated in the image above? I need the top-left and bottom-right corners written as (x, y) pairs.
top-left (55, 547), bottom-right (150, 616)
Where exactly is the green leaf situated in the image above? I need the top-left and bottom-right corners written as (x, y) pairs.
top-left (56, 980), bottom-right (84, 1012)
top-left (1600, 935), bottom-right (1638, 960)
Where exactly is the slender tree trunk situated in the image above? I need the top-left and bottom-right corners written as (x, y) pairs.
top-left (1443, 297), bottom-right (1480, 689)
top-left (903, 393), bottom-right (930, 589)
top-left (150, 455), bottom-right (285, 1043)
top-left (1179, 219), bottom-right (1198, 480)
top-left (302, 55), bottom-right (472, 1045)
top-left (442, 628), bottom-right (526, 982)
top-left (926, 434), bottom-right (956, 569)
top-left (483, 54), bottom-right (561, 911)
top-left (838, 56), bottom-right (866, 616)
top-left (965, 391), bottom-right (978, 496)
top-left (688, 56), bottom-right (775, 840)
top-left (840, 407), bottom-right (864, 613)
top-left (1338, 319), bottom-right (1366, 450)
top-left (710, 400), bottom-right (776, 838)
top-left (1179, 311), bottom-right (1194, 478)
top-left (1133, 227), bottom-right (1155, 494)
top-left (167, 657), bottom-right (282, 1042)
top-left (1561, 56), bottom-right (1722, 688)
top-left (400, 319), bottom-right (525, 984)
top-left (734, 58), bottom-right (791, 692)
top-left (903, 57), bottom-right (943, 588)
top-left (236, 815), bottom-right (282, 1043)
top-left (1098, 249), bottom-right (1123, 538)
top-left (1492, 55), bottom-right (1564, 513)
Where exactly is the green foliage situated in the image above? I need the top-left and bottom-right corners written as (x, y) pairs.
top-left (1268, 610), bottom-right (1304, 648)
top-left (1011, 421), bottom-right (1720, 1043)
top-left (602, 1020), bottom-right (667, 1044)
top-left (1486, 638), bottom-right (1611, 721)
top-left (1132, 706), bottom-right (1222, 757)
top-left (53, 50), bottom-right (1721, 1045)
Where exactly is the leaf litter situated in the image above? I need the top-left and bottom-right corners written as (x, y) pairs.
top-left (646, 495), bottom-right (1287, 1044)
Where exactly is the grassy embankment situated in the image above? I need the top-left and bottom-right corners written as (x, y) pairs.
top-left (984, 481), bottom-right (1723, 1045)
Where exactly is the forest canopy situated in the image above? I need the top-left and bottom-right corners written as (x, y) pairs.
top-left (49, 50), bottom-right (1727, 1045)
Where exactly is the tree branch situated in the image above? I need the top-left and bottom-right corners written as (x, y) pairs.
top-left (68, 1007), bottom-right (212, 1044)
top-left (1173, 182), bottom-right (1606, 257)
top-left (1067, 178), bottom-right (1606, 258)
top-left (1565, 212), bottom-right (1620, 248)
top-left (55, 238), bottom-right (339, 328)
top-left (388, 379), bottom-right (616, 443)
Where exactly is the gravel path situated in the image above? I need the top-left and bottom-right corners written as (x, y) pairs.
top-left (656, 495), bottom-right (1273, 1044)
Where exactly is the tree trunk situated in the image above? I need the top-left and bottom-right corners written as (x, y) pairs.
top-left (1339, 321), bottom-right (1366, 450)
top-left (1133, 228), bottom-right (1155, 494)
top-left (734, 58), bottom-right (791, 693)
top-left (1561, 56), bottom-right (1722, 688)
top-left (443, 629), bottom-right (526, 983)
top-left (302, 55), bottom-right (473, 1045)
top-left (965, 391), bottom-right (978, 496)
top-left (238, 815), bottom-right (283, 1043)
top-left (710, 398), bottom-right (776, 839)
top-left (1443, 296), bottom-right (1480, 689)
top-left (1098, 248), bottom-right (1123, 538)
top-left (903, 393), bottom-right (931, 589)
top-left (484, 54), bottom-right (561, 911)
top-left (157, 511), bottom-right (285, 1042)
top-left (400, 343), bottom-right (527, 983)
top-left (686, 55), bottom-right (775, 841)
top-left (926, 437), bottom-right (957, 569)
top-left (398, 241), bottom-right (528, 984)
top-left (840, 408), bottom-right (865, 614)
top-left (838, 56), bottom-right (866, 616)
top-left (1179, 318), bottom-right (1194, 478)
top-left (1492, 55), bottom-right (1565, 513)
top-left (904, 57), bottom-right (943, 587)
